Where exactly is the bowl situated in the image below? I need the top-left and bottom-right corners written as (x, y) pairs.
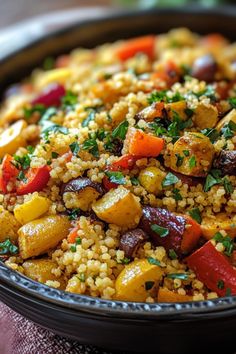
top-left (1, 6), bottom-right (236, 353)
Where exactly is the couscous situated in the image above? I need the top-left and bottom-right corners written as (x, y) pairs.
top-left (1, 28), bottom-right (236, 303)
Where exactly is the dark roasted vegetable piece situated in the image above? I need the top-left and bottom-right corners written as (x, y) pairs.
top-left (139, 206), bottom-right (201, 256)
top-left (61, 177), bottom-right (104, 211)
top-left (191, 54), bottom-right (217, 83)
top-left (119, 228), bottom-right (148, 258)
top-left (213, 150), bottom-right (236, 176)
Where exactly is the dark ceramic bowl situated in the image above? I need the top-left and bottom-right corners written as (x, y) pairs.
top-left (1, 7), bottom-right (236, 354)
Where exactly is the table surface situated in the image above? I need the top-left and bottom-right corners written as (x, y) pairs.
top-left (0, 0), bottom-right (111, 28)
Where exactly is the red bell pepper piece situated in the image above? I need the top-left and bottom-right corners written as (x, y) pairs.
top-left (17, 165), bottom-right (50, 195)
top-left (32, 83), bottom-right (65, 107)
top-left (186, 241), bottom-right (236, 296)
top-left (0, 154), bottom-right (18, 193)
top-left (103, 154), bottom-right (140, 191)
top-left (116, 35), bottom-right (155, 61)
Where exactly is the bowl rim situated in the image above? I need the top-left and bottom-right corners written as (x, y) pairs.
top-left (1, 6), bottom-right (236, 319)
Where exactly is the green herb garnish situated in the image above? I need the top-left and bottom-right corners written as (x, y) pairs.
top-left (24, 104), bottom-right (46, 119)
top-left (204, 169), bottom-right (222, 192)
top-left (0, 239), bottom-right (18, 255)
top-left (223, 177), bottom-right (233, 194)
top-left (82, 136), bottom-right (99, 157)
top-left (228, 97), bottom-right (236, 109)
top-left (189, 208), bottom-right (202, 224)
top-left (78, 273), bottom-right (86, 282)
top-left (175, 153), bottom-right (184, 167)
top-left (112, 120), bottom-right (129, 140)
top-left (76, 237), bottom-right (82, 245)
top-left (213, 232), bottom-right (234, 257)
top-left (151, 224), bottom-right (169, 237)
top-left (183, 149), bottom-right (190, 157)
top-left (17, 171), bottom-right (27, 183)
top-left (171, 188), bottom-right (183, 201)
top-left (51, 152), bottom-right (59, 159)
top-left (169, 249), bottom-right (178, 260)
top-left (166, 273), bottom-right (188, 280)
top-left (130, 177), bottom-right (139, 186)
top-left (69, 141), bottom-right (80, 156)
top-left (147, 257), bottom-right (161, 266)
top-left (105, 171), bottom-right (126, 185)
top-left (189, 155), bottom-right (197, 169)
top-left (201, 128), bottom-right (219, 143)
top-left (82, 110), bottom-right (96, 127)
top-left (162, 172), bottom-right (179, 187)
top-left (70, 245), bottom-right (77, 252)
top-left (14, 154), bottom-right (31, 170)
top-left (68, 208), bottom-right (80, 221)
top-left (217, 279), bottom-right (225, 290)
top-left (61, 91), bottom-right (78, 109)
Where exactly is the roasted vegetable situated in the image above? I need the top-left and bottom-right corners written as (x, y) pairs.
top-left (32, 83), bottom-right (65, 107)
top-left (186, 241), bottom-right (236, 296)
top-left (22, 258), bottom-right (65, 289)
top-left (0, 208), bottom-right (20, 243)
top-left (193, 102), bottom-right (218, 129)
top-left (92, 186), bottom-right (142, 228)
top-left (165, 101), bottom-right (189, 121)
top-left (135, 102), bottom-right (164, 122)
top-left (191, 54), bottom-right (217, 82)
top-left (170, 132), bottom-right (214, 177)
top-left (62, 177), bottom-right (104, 211)
top-left (201, 213), bottom-right (236, 239)
top-left (157, 287), bottom-right (192, 303)
top-left (0, 120), bottom-right (27, 158)
top-left (115, 259), bottom-right (163, 302)
top-left (139, 166), bottom-right (166, 195)
top-left (213, 150), bottom-right (236, 176)
top-left (216, 108), bottom-right (236, 131)
top-left (115, 35), bottom-right (155, 61)
top-left (14, 194), bottom-right (51, 225)
top-left (139, 206), bottom-right (202, 256)
top-left (119, 229), bottom-right (148, 258)
top-left (125, 128), bottom-right (164, 157)
top-left (0, 154), bottom-right (18, 193)
top-left (18, 215), bottom-right (71, 259)
top-left (17, 165), bottom-right (50, 195)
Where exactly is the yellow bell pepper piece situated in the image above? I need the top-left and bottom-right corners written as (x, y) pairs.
top-left (0, 119), bottom-right (27, 157)
top-left (36, 68), bottom-right (71, 89)
top-left (115, 259), bottom-right (164, 302)
top-left (14, 194), bottom-right (51, 225)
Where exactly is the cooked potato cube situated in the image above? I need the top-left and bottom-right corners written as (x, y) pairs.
top-left (22, 258), bottom-right (65, 289)
top-left (170, 132), bottom-right (214, 177)
top-left (115, 259), bottom-right (164, 302)
top-left (0, 207), bottom-right (21, 242)
top-left (18, 215), bottom-right (71, 259)
top-left (193, 102), bottom-right (218, 129)
top-left (139, 166), bottom-right (166, 195)
top-left (216, 108), bottom-right (236, 131)
top-left (92, 186), bottom-right (142, 228)
top-left (14, 194), bottom-right (51, 225)
top-left (166, 101), bottom-right (189, 121)
top-left (201, 213), bottom-right (236, 239)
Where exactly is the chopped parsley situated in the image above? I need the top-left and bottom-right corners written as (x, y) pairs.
top-left (17, 171), bottom-right (27, 183)
top-left (82, 109), bottom-right (96, 127)
top-left (189, 208), bottom-right (202, 224)
top-left (171, 188), bottom-right (183, 201)
top-left (68, 208), bottom-right (80, 221)
top-left (130, 177), bottom-right (139, 186)
top-left (169, 249), bottom-right (178, 260)
top-left (39, 107), bottom-right (57, 126)
top-left (148, 90), bottom-right (184, 104)
top-left (105, 171), bottom-right (126, 185)
top-left (41, 124), bottom-right (69, 139)
top-left (13, 154), bottom-right (31, 170)
top-left (24, 104), bottom-right (46, 119)
top-left (70, 245), bottom-right (77, 252)
top-left (217, 279), bottom-right (225, 290)
top-left (151, 224), bottom-right (169, 237)
top-left (112, 120), bottom-right (129, 140)
top-left (189, 155), bottom-right (197, 169)
top-left (223, 177), bottom-right (233, 194)
top-left (118, 257), bottom-right (131, 265)
top-left (0, 239), bottom-right (18, 255)
top-left (175, 153), bottom-right (184, 167)
top-left (69, 141), bottom-right (80, 156)
top-left (221, 120), bottom-right (236, 139)
top-left (51, 152), bottom-right (59, 159)
top-left (145, 281), bottom-right (155, 291)
top-left (75, 237), bottom-right (82, 245)
top-left (149, 120), bottom-right (167, 137)
top-left (162, 172), bottom-right (179, 187)
top-left (78, 273), bottom-right (86, 282)
top-left (183, 149), bottom-right (190, 157)
top-left (61, 91), bottom-right (78, 109)
top-left (82, 136), bottom-right (99, 157)
top-left (166, 273), bottom-right (188, 280)
top-left (147, 257), bottom-right (161, 266)
top-left (213, 232), bottom-right (234, 257)
top-left (228, 97), bottom-right (236, 109)
top-left (184, 108), bottom-right (194, 118)
top-left (201, 128), bottom-right (219, 143)
top-left (204, 169), bottom-right (222, 192)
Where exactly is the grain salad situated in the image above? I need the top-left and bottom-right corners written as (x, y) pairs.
top-left (1, 28), bottom-right (236, 303)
